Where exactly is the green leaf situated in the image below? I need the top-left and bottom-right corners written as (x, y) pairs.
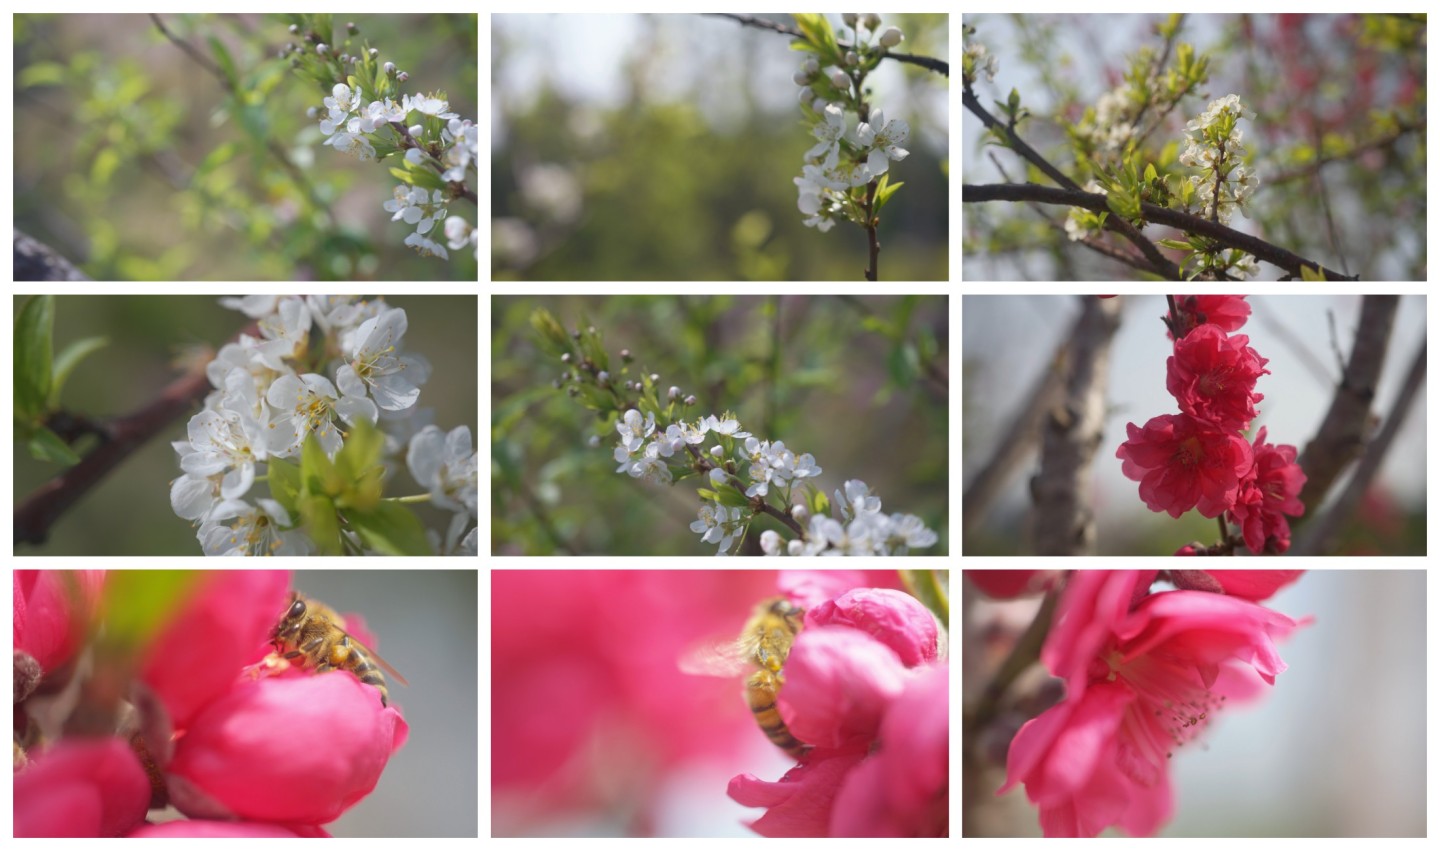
top-left (1144, 162), bottom-right (1158, 183)
top-left (713, 482), bottom-right (752, 509)
top-left (1299, 264), bottom-right (1327, 282)
top-left (791, 13), bottom-right (842, 64)
top-left (873, 179), bottom-right (904, 215)
top-left (15, 295), bottom-right (55, 421)
top-left (1156, 238), bottom-right (1194, 251)
top-left (207, 36), bottom-right (240, 90)
top-left (389, 166), bottom-right (415, 186)
top-left (18, 61), bottom-right (67, 88)
top-left (1008, 87), bottom-right (1021, 113)
top-left (404, 162), bottom-right (447, 191)
top-left (49, 336), bottom-right (108, 409)
top-left (100, 571), bottom-right (202, 652)
top-left (27, 426), bottom-right (81, 466)
top-left (349, 502), bottom-right (435, 556)
top-left (299, 493), bottom-right (343, 555)
top-left (267, 456), bottom-right (301, 517)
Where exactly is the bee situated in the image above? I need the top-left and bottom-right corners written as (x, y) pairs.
top-left (270, 592), bottom-right (407, 707)
top-left (680, 596), bottom-right (810, 759)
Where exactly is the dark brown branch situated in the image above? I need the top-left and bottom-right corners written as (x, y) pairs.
top-left (1294, 295), bottom-right (1399, 514)
top-left (863, 180), bottom-right (880, 281)
top-left (963, 182), bottom-right (1359, 281)
top-left (962, 87), bottom-right (1181, 280)
top-left (1030, 296), bottom-right (1122, 555)
top-left (1291, 338), bottom-right (1425, 556)
top-left (705, 13), bottom-right (949, 76)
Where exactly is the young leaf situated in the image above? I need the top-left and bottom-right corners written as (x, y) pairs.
top-left (299, 493), bottom-right (343, 555)
top-left (349, 502), bottom-right (435, 556)
top-left (1156, 238), bottom-right (1194, 251)
top-left (27, 426), bottom-right (81, 466)
top-left (1299, 264), bottom-right (1327, 281)
top-left (267, 456), bottom-right (302, 517)
top-left (1144, 162), bottom-right (1158, 183)
top-left (15, 295), bottom-right (55, 421)
top-left (873, 180), bottom-right (904, 215)
top-left (49, 336), bottom-right (108, 410)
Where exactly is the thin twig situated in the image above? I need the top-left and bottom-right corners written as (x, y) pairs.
top-left (963, 182), bottom-right (1358, 280)
top-left (705, 13), bottom-right (949, 76)
top-left (1294, 295), bottom-right (1399, 514)
top-left (863, 180), bottom-right (880, 281)
top-left (1291, 340), bottom-right (1425, 556)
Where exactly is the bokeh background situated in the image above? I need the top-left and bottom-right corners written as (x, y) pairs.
top-left (491, 13), bottom-right (948, 280)
top-left (962, 295), bottom-right (1426, 555)
top-left (289, 570), bottom-right (477, 838)
top-left (490, 569), bottom-right (945, 837)
top-left (491, 294), bottom-right (948, 555)
top-left (14, 13), bottom-right (478, 280)
top-left (12, 295), bottom-right (479, 556)
top-left (962, 13), bottom-right (1426, 280)
top-left (962, 570), bottom-right (1426, 837)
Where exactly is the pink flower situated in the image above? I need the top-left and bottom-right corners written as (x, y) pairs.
top-left (1227, 428), bottom-right (1307, 554)
top-left (1187, 569), bottom-right (1304, 601)
top-left (14, 570), bottom-right (106, 674)
top-left (963, 570), bottom-right (1063, 599)
top-left (166, 674), bottom-right (408, 825)
top-left (729, 585), bottom-right (947, 837)
top-left (1171, 295), bottom-right (1250, 334)
top-left (14, 738), bottom-right (151, 838)
top-left (140, 570), bottom-right (291, 730)
top-left (1117, 413), bottom-right (1254, 518)
top-left (128, 821), bottom-right (331, 837)
top-left (1001, 571), bottom-right (1301, 837)
top-left (1166, 324), bottom-right (1269, 431)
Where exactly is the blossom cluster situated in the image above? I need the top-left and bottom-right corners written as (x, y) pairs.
top-left (961, 24), bottom-right (998, 85)
top-left (14, 570), bottom-right (407, 837)
top-left (1115, 296), bottom-right (1306, 554)
top-left (1179, 94), bottom-right (1259, 226)
top-left (170, 296), bottom-right (477, 556)
top-left (791, 14), bottom-right (910, 233)
top-left (314, 83), bottom-right (479, 260)
top-left (609, 409), bottom-right (936, 557)
top-left (974, 569), bottom-right (1303, 837)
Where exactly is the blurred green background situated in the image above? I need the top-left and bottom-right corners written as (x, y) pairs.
top-left (12, 295), bottom-right (478, 556)
top-left (491, 13), bottom-right (948, 280)
top-left (492, 294), bottom-right (949, 555)
top-left (14, 13), bottom-right (478, 281)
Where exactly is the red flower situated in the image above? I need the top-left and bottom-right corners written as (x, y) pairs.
top-left (1227, 428), bottom-right (1307, 554)
top-left (13, 570), bottom-right (106, 674)
top-left (1171, 295), bottom-right (1250, 334)
top-left (1117, 413), bottom-right (1254, 518)
top-left (13, 738), bottom-right (151, 838)
top-left (166, 674), bottom-right (408, 825)
top-left (1000, 571), bottom-right (1302, 837)
top-left (1166, 324), bottom-right (1269, 431)
top-left (728, 587), bottom-right (946, 837)
top-left (963, 570), bottom-right (1063, 599)
top-left (1196, 570), bottom-right (1305, 600)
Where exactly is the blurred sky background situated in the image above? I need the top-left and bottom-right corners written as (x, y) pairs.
top-left (962, 295), bottom-right (1426, 555)
top-left (964, 570), bottom-right (1426, 837)
top-left (962, 13), bottom-right (1426, 280)
top-left (12, 295), bottom-right (478, 556)
top-left (491, 13), bottom-right (948, 280)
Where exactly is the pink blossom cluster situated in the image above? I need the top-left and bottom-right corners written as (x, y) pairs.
top-left (972, 569), bottom-right (1304, 837)
top-left (728, 572), bottom-right (947, 837)
top-left (1115, 295), bottom-right (1307, 553)
top-left (13, 570), bottom-right (406, 837)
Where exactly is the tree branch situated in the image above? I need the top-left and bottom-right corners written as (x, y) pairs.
top-left (1030, 296), bottom-right (1122, 555)
top-left (1291, 338), bottom-right (1425, 556)
top-left (1293, 295), bottom-right (1400, 516)
top-left (962, 87), bottom-right (1181, 280)
top-left (705, 13), bottom-right (949, 76)
top-left (863, 179), bottom-right (880, 281)
top-left (963, 182), bottom-right (1358, 280)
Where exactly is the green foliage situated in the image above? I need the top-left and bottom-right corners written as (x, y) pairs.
top-left (14, 295), bottom-right (108, 466)
top-left (99, 571), bottom-right (202, 652)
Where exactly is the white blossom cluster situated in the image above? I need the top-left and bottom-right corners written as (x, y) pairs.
top-left (170, 296), bottom-right (476, 556)
top-left (609, 409), bottom-right (936, 557)
top-left (314, 84), bottom-right (479, 261)
top-left (791, 15), bottom-right (910, 232)
top-left (1179, 94), bottom-right (1259, 226)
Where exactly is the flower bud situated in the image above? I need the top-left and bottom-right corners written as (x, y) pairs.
top-left (288, 24), bottom-right (299, 34)
top-left (862, 13), bottom-right (882, 30)
top-left (684, 395), bottom-right (697, 406)
top-left (369, 48), bottom-right (379, 58)
top-left (798, 86), bottom-right (815, 105)
top-left (791, 503), bottom-right (810, 523)
top-left (397, 71), bottom-right (409, 83)
top-left (384, 61), bottom-right (396, 75)
top-left (408, 124), bottom-right (423, 137)
top-left (649, 373), bottom-right (659, 382)
top-left (830, 69), bottom-right (850, 89)
top-left (812, 98), bottom-right (828, 113)
top-left (596, 370), bottom-right (610, 385)
top-left (793, 70), bottom-right (811, 86)
top-left (846, 51), bottom-right (859, 66)
top-left (567, 386), bottom-right (579, 397)
top-left (842, 13), bottom-right (859, 27)
top-left (306, 106), bottom-right (318, 118)
top-left (620, 348), bottom-right (632, 361)
top-left (316, 43), bottom-right (328, 55)
top-left (560, 352), bottom-right (571, 363)
top-left (587, 435), bottom-right (601, 448)
top-left (667, 386), bottom-right (680, 401)
top-left (710, 445), bottom-right (723, 458)
top-left (346, 22), bottom-right (358, 34)
top-left (803, 58), bottom-right (819, 74)
top-left (879, 26), bottom-right (903, 48)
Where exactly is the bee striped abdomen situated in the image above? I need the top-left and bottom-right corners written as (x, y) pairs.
top-left (746, 671), bottom-right (809, 758)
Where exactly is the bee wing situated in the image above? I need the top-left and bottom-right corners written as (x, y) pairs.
top-left (678, 636), bottom-right (752, 678)
top-left (344, 630), bottom-right (409, 687)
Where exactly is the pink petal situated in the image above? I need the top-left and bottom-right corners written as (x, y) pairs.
top-left (728, 748), bottom-right (867, 837)
top-left (128, 820), bottom-right (331, 837)
top-left (804, 587), bottom-right (939, 666)
top-left (781, 627), bottom-right (908, 749)
top-left (14, 738), bottom-right (150, 838)
top-left (14, 570), bottom-right (106, 673)
top-left (1202, 569), bottom-right (1304, 601)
